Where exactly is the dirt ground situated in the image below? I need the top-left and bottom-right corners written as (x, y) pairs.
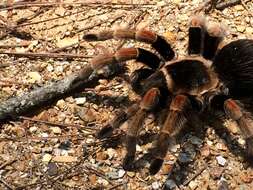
top-left (0, 0), bottom-right (253, 189)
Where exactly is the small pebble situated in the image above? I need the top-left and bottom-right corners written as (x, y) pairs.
top-left (207, 140), bottom-right (213, 146)
top-left (218, 179), bottom-right (229, 190)
top-left (216, 155), bottom-right (227, 166)
top-left (29, 126), bottom-right (38, 133)
top-left (189, 136), bottom-right (202, 146)
top-left (42, 154), bottom-right (52, 162)
top-left (189, 181), bottom-right (198, 190)
top-left (96, 152), bottom-right (109, 160)
top-left (47, 162), bottom-right (58, 176)
top-left (136, 145), bottom-right (142, 152)
top-left (99, 79), bottom-right (108, 85)
top-left (84, 109), bottom-right (97, 122)
top-left (118, 169), bottom-right (125, 178)
top-left (216, 143), bottom-right (227, 151)
top-left (41, 133), bottom-right (49, 138)
top-left (240, 172), bottom-right (253, 183)
top-left (51, 127), bottom-right (62, 134)
top-left (97, 178), bottom-right (109, 186)
top-left (210, 167), bottom-right (224, 179)
top-left (42, 147), bottom-right (53, 153)
top-left (27, 72), bottom-right (41, 83)
top-left (178, 144), bottom-right (196, 163)
top-left (89, 174), bottom-right (97, 184)
top-left (151, 181), bottom-right (160, 190)
top-left (75, 97), bottom-right (86, 105)
top-left (108, 170), bottom-right (119, 180)
top-left (56, 99), bottom-right (65, 109)
top-left (236, 25), bottom-right (246, 33)
top-left (169, 142), bottom-right (180, 153)
top-left (234, 5), bottom-right (244, 11)
top-left (238, 138), bottom-right (245, 145)
top-left (107, 148), bottom-right (117, 159)
top-left (47, 64), bottom-right (54, 72)
top-left (245, 27), bottom-right (253, 34)
top-left (52, 155), bottom-right (78, 162)
top-left (200, 145), bottom-right (210, 158)
top-left (127, 171), bottom-right (135, 177)
top-left (164, 179), bottom-right (177, 189)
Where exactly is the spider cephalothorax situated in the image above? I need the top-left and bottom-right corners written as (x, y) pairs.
top-left (83, 15), bottom-right (253, 175)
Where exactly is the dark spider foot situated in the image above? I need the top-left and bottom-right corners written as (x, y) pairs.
top-left (123, 155), bottom-right (135, 171)
top-left (97, 124), bottom-right (113, 139)
top-left (246, 137), bottom-right (253, 159)
top-left (130, 68), bottom-right (154, 95)
top-left (83, 33), bottom-right (98, 41)
top-left (149, 158), bottom-right (164, 175)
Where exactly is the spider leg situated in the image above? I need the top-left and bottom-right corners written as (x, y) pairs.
top-left (123, 88), bottom-right (160, 170)
top-left (84, 29), bottom-right (175, 61)
top-left (188, 16), bottom-right (206, 55)
top-left (97, 68), bottom-right (169, 139)
top-left (224, 99), bottom-right (253, 157)
top-left (149, 94), bottom-right (192, 175)
top-left (91, 47), bottom-right (162, 71)
top-left (202, 21), bottom-right (225, 60)
top-left (97, 103), bottom-right (139, 139)
top-left (130, 68), bottom-right (154, 95)
top-left (188, 16), bottom-right (225, 60)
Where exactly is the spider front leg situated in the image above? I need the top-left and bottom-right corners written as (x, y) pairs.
top-left (188, 16), bottom-right (225, 60)
top-left (188, 16), bottom-right (205, 55)
top-left (224, 99), bottom-right (253, 157)
top-left (150, 94), bottom-right (193, 175)
top-left (97, 68), bottom-right (158, 138)
top-left (84, 28), bottom-right (175, 61)
top-left (123, 88), bottom-right (160, 170)
top-left (91, 47), bottom-right (161, 71)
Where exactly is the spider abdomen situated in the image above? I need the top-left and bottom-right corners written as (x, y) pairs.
top-left (213, 39), bottom-right (253, 98)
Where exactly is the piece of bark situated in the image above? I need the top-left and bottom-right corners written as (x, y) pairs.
top-left (0, 63), bottom-right (125, 122)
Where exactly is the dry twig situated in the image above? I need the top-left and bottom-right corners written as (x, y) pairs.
top-left (0, 51), bottom-right (92, 59)
top-left (0, 62), bottom-right (125, 122)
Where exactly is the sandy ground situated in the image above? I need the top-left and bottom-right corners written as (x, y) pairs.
top-left (0, 0), bottom-right (253, 189)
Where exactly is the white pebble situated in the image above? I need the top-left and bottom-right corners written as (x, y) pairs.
top-left (118, 169), bottom-right (125, 178)
top-left (152, 182), bottom-right (160, 189)
top-left (189, 181), bottom-right (198, 190)
top-left (42, 154), bottom-right (52, 162)
top-left (216, 155), bottom-right (227, 166)
top-left (75, 97), bottom-right (86, 105)
top-left (51, 127), bottom-right (62, 134)
top-left (29, 126), bottom-right (37, 133)
top-left (165, 179), bottom-right (177, 189)
top-left (136, 145), bottom-right (142, 152)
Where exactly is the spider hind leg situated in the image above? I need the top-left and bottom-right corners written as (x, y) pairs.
top-left (224, 99), bottom-right (253, 157)
top-left (150, 95), bottom-right (193, 175)
top-left (123, 88), bottom-right (161, 170)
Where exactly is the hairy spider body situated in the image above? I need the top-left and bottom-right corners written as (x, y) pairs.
top-left (84, 16), bottom-right (253, 175)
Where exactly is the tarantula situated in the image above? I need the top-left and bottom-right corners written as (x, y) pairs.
top-left (83, 16), bottom-right (253, 175)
